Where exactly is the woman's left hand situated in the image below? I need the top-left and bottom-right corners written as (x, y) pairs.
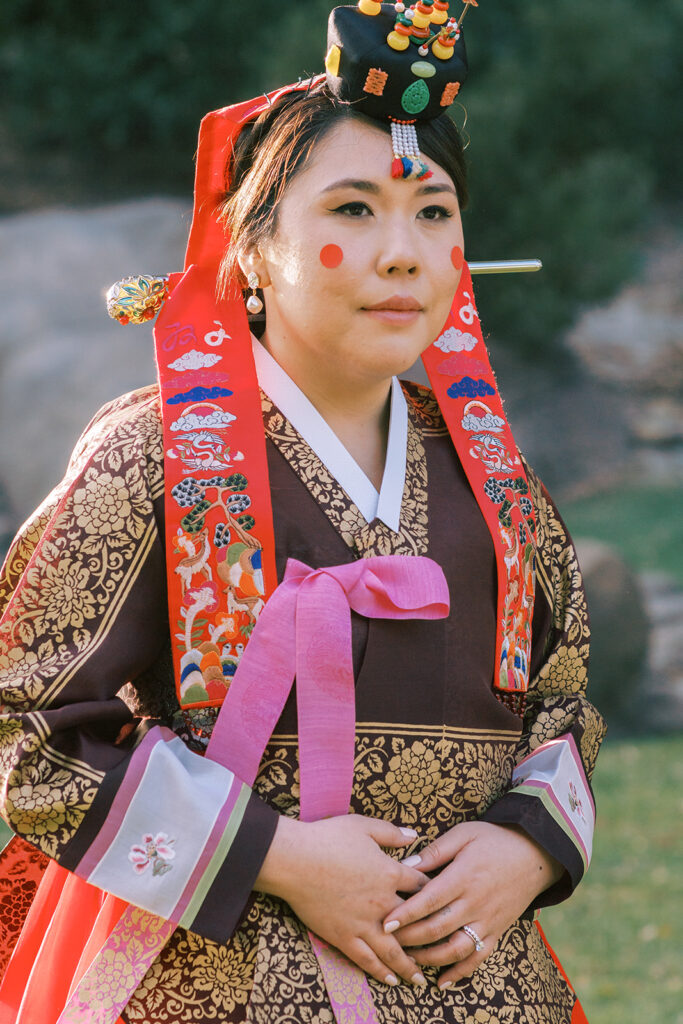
top-left (382, 821), bottom-right (564, 990)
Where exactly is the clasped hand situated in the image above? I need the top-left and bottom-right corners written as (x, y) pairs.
top-left (256, 814), bottom-right (562, 990)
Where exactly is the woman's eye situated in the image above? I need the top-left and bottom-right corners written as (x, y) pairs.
top-left (419, 205), bottom-right (454, 221)
top-left (332, 202), bottom-right (372, 217)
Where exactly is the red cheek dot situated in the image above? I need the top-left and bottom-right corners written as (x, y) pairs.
top-left (451, 246), bottom-right (464, 271)
top-left (320, 244), bottom-right (344, 269)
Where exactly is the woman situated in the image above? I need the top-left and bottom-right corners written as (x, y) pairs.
top-left (0, 4), bottom-right (604, 1022)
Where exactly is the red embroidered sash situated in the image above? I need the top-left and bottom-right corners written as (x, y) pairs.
top-left (422, 265), bottom-right (537, 703)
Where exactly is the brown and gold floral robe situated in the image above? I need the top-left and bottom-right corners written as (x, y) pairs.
top-left (0, 381), bottom-right (605, 1023)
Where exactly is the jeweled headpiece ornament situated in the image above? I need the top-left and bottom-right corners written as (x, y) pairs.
top-left (325, 1), bottom-right (474, 179)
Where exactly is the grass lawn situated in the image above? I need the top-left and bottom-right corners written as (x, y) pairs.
top-left (542, 733), bottom-right (683, 1024)
top-left (562, 484), bottom-right (683, 585)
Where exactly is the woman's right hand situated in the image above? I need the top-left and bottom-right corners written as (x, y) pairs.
top-left (255, 814), bottom-right (428, 988)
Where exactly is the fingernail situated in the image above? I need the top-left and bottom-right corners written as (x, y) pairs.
top-left (439, 980), bottom-right (453, 991)
top-left (402, 854), bottom-right (422, 867)
top-left (385, 973), bottom-right (399, 986)
top-left (384, 920), bottom-right (400, 934)
top-left (400, 827), bottom-right (418, 838)
top-left (411, 971), bottom-right (427, 987)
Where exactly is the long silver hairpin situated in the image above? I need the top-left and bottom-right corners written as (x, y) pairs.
top-left (469, 260), bottom-right (542, 275)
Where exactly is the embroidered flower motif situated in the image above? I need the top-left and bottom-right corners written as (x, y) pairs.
top-left (129, 832), bottom-right (176, 876)
top-left (191, 938), bottom-right (254, 1012)
top-left (6, 778), bottom-right (68, 836)
top-left (385, 740), bottom-right (441, 806)
top-left (568, 781), bottom-right (586, 822)
top-left (72, 471), bottom-right (133, 536)
top-left (26, 557), bottom-right (98, 632)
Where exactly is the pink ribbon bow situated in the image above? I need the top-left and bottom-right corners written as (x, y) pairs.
top-left (209, 555), bottom-right (450, 821)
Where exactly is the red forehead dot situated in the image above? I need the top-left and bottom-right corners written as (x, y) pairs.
top-left (451, 246), bottom-right (464, 271)
top-left (320, 244), bottom-right (344, 269)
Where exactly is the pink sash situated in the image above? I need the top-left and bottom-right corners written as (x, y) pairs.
top-left (56, 555), bottom-right (449, 1023)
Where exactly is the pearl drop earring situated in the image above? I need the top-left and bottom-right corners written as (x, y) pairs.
top-left (246, 272), bottom-right (264, 315)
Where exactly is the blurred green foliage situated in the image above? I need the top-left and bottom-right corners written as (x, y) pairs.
top-left (1, 0), bottom-right (681, 355)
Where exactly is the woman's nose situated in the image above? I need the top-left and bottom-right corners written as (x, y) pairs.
top-left (376, 225), bottom-right (420, 276)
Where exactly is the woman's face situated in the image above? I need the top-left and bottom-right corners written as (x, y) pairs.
top-left (245, 116), bottom-right (464, 391)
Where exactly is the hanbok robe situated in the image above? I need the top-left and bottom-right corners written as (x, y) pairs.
top-left (0, 345), bottom-right (605, 1024)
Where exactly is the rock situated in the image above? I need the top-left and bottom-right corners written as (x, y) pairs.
top-left (574, 538), bottom-right (649, 728)
top-left (0, 199), bottom-right (189, 524)
top-left (565, 237), bottom-right (683, 395)
top-left (631, 397), bottom-right (683, 445)
top-left (635, 572), bottom-right (683, 733)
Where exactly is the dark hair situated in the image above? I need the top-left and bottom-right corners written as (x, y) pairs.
top-left (217, 84), bottom-right (468, 296)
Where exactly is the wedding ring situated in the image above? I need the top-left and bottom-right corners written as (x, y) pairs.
top-left (461, 924), bottom-right (484, 952)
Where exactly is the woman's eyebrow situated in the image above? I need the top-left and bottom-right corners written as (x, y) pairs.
top-left (320, 179), bottom-right (457, 198)
top-left (320, 179), bottom-right (380, 195)
top-left (417, 183), bottom-right (457, 197)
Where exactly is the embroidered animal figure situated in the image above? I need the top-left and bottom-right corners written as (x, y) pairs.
top-left (168, 431), bottom-right (244, 472)
top-left (174, 528), bottom-right (212, 596)
top-left (216, 540), bottom-right (265, 616)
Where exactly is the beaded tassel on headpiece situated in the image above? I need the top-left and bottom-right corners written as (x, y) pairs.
top-left (390, 120), bottom-right (432, 180)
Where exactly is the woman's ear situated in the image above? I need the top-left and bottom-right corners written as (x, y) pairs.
top-left (237, 248), bottom-right (272, 289)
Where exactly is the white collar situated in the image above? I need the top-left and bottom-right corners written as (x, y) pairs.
top-left (252, 336), bottom-right (407, 532)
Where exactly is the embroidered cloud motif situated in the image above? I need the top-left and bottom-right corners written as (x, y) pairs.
top-left (171, 410), bottom-right (237, 431)
top-left (447, 377), bottom-right (495, 399)
top-left (169, 350), bottom-right (223, 372)
top-left (434, 327), bottom-right (478, 353)
top-left (167, 386), bottom-right (233, 405)
top-left (462, 411), bottom-right (506, 433)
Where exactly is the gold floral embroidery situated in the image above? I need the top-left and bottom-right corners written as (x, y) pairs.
top-left (244, 903), bottom-right (576, 1024)
top-left (354, 732), bottom-right (517, 840)
top-left (126, 897), bottom-right (265, 1022)
top-left (26, 557), bottom-right (98, 634)
top-left (4, 757), bottom-right (98, 857)
top-left (189, 933), bottom-right (255, 1013)
top-left (63, 906), bottom-right (171, 1023)
top-left (526, 464), bottom-right (589, 650)
top-left (402, 379), bottom-right (450, 437)
top-left (519, 464), bottom-right (606, 779)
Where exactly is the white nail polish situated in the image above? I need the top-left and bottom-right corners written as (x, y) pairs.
top-left (385, 973), bottom-right (399, 986)
top-left (384, 919), bottom-right (400, 934)
top-left (400, 827), bottom-right (418, 838)
top-left (411, 971), bottom-right (427, 987)
top-left (402, 854), bottom-right (422, 867)
top-left (439, 980), bottom-right (453, 991)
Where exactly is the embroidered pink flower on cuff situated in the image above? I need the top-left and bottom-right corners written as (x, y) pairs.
top-left (128, 832), bottom-right (176, 876)
top-left (568, 782), bottom-right (586, 822)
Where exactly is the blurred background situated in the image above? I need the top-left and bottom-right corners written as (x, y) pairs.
top-left (0, 1), bottom-right (681, 1019)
